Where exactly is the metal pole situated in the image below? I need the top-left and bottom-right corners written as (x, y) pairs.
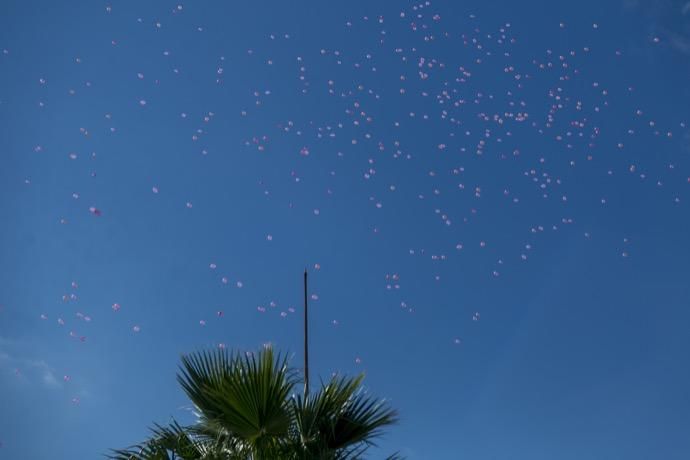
top-left (303, 269), bottom-right (310, 397)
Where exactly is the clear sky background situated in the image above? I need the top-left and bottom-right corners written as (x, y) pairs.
top-left (1, 1), bottom-right (690, 459)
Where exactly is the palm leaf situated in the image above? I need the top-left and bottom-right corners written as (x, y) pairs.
top-left (177, 347), bottom-right (297, 454)
top-left (291, 374), bottom-right (398, 458)
top-left (109, 420), bottom-right (205, 459)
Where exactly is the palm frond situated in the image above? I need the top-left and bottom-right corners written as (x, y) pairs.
top-left (177, 347), bottom-right (298, 452)
top-left (108, 420), bottom-right (204, 460)
top-left (291, 374), bottom-right (398, 458)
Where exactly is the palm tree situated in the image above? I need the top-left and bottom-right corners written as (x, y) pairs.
top-left (110, 347), bottom-right (399, 459)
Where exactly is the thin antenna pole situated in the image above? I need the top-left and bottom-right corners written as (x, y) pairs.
top-left (303, 269), bottom-right (310, 397)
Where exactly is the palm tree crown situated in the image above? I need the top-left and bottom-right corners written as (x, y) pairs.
top-left (110, 347), bottom-right (398, 459)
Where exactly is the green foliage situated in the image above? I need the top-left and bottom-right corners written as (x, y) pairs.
top-left (109, 347), bottom-right (398, 460)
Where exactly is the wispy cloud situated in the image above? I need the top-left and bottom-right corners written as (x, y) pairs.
top-left (663, 27), bottom-right (690, 54)
top-left (30, 359), bottom-right (62, 389)
top-left (624, 0), bottom-right (690, 55)
top-left (0, 337), bottom-right (62, 389)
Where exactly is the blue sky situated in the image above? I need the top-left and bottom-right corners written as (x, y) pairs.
top-left (1, 0), bottom-right (690, 458)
